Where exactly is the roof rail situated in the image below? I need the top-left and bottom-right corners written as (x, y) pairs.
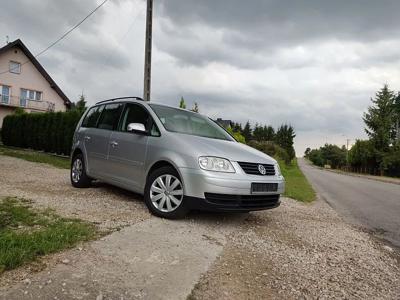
top-left (96, 96), bottom-right (144, 105)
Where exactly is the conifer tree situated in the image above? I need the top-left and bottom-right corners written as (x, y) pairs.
top-left (242, 121), bottom-right (252, 141)
top-left (363, 84), bottom-right (396, 152)
top-left (179, 97), bottom-right (186, 109)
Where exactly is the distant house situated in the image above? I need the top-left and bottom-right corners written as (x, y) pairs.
top-left (0, 39), bottom-right (71, 127)
top-left (215, 118), bottom-right (233, 129)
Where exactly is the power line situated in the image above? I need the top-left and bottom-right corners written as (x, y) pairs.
top-left (0, 0), bottom-right (110, 75)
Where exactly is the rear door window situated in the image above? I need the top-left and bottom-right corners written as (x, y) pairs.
top-left (82, 105), bottom-right (104, 128)
top-left (97, 103), bottom-right (124, 131)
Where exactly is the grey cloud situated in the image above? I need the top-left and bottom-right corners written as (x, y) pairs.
top-left (157, 0), bottom-right (400, 43)
top-left (154, 0), bottom-right (400, 68)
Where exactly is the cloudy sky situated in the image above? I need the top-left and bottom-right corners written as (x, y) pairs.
top-left (2, 0), bottom-right (400, 155)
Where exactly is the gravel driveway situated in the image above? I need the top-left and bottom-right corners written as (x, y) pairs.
top-left (0, 155), bottom-right (399, 299)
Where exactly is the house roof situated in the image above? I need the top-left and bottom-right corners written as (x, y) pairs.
top-left (216, 118), bottom-right (233, 128)
top-left (0, 39), bottom-right (71, 108)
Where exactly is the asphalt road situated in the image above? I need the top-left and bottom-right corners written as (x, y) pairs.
top-left (298, 158), bottom-right (400, 248)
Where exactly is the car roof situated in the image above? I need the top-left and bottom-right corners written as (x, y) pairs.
top-left (93, 97), bottom-right (192, 112)
top-left (95, 96), bottom-right (144, 105)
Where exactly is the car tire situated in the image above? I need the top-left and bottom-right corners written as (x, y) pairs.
top-left (70, 153), bottom-right (92, 188)
top-left (144, 166), bottom-right (189, 219)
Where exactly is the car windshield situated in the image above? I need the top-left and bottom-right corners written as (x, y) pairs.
top-left (149, 104), bottom-right (234, 141)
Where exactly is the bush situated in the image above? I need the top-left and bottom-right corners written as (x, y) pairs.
top-left (247, 140), bottom-right (291, 164)
top-left (382, 144), bottom-right (400, 177)
top-left (1, 111), bottom-right (81, 156)
top-left (226, 126), bottom-right (246, 143)
top-left (306, 144), bottom-right (346, 169)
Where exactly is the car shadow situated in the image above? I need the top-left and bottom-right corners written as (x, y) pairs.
top-left (88, 180), bottom-right (250, 223)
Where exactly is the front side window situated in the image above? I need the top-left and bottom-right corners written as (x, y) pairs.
top-left (119, 103), bottom-right (160, 136)
top-left (81, 105), bottom-right (104, 128)
top-left (149, 104), bottom-right (234, 141)
top-left (9, 61), bottom-right (21, 74)
top-left (0, 85), bottom-right (10, 104)
top-left (97, 103), bottom-right (124, 131)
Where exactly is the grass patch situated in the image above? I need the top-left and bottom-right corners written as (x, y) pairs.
top-left (279, 159), bottom-right (316, 203)
top-left (0, 145), bottom-right (69, 169)
top-left (0, 197), bottom-right (96, 272)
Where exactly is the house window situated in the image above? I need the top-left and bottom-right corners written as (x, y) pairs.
top-left (9, 61), bottom-right (21, 74)
top-left (0, 85), bottom-right (11, 104)
top-left (21, 89), bottom-right (42, 101)
top-left (20, 88), bottom-right (42, 107)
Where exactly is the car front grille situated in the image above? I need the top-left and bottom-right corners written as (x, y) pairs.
top-left (204, 193), bottom-right (280, 210)
top-left (237, 161), bottom-right (276, 176)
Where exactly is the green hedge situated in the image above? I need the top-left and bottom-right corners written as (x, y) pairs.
top-left (1, 111), bottom-right (82, 156)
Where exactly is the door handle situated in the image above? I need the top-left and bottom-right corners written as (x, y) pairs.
top-left (110, 141), bottom-right (118, 148)
top-left (84, 136), bottom-right (91, 141)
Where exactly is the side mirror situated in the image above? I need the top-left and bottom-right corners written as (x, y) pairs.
top-left (127, 123), bottom-right (147, 135)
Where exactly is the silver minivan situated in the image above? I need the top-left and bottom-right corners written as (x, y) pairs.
top-left (70, 97), bottom-right (285, 218)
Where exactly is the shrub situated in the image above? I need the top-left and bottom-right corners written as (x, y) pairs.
top-left (1, 111), bottom-right (82, 156)
top-left (247, 140), bottom-right (291, 164)
top-left (226, 126), bottom-right (246, 143)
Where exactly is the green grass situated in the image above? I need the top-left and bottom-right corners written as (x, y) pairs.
top-left (0, 145), bottom-right (69, 169)
top-left (0, 197), bottom-right (96, 273)
top-left (279, 159), bottom-right (316, 203)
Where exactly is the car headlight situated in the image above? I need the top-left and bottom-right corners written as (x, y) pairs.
top-left (198, 156), bottom-right (236, 173)
top-left (275, 163), bottom-right (282, 176)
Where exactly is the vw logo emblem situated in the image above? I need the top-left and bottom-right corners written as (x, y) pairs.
top-left (258, 164), bottom-right (266, 175)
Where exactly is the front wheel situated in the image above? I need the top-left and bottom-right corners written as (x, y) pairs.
top-left (144, 166), bottom-right (188, 219)
top-left (71, 153), bottom-right (92, 188)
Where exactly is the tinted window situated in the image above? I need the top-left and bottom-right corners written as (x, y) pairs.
top-left (97, 103), bottom-right (124, 131)
top-left (82, 105), bottom-right (104, 128)
top-left (119, 104), bottom-right (160, 136)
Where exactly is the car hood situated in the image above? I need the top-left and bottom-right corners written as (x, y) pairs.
top-left (171, 133), bottom-right (277, 164)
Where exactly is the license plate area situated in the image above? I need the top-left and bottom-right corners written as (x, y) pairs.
top-left (251, 183), bottom-right (278, 193)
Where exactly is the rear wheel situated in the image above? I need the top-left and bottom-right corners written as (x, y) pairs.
top-left (71, 153), bottom-right (92, 188)
top-left (144, 166), bottom-right (188, 219)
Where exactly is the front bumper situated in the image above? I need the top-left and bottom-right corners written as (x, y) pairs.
top-left (179, 166), bottom-right (285, 212)
top-left (185, 194), bottom-right (281, 212)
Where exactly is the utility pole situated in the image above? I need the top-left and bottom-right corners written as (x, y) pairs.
top-left (143, 0), bottom-right (153, 101)
top-left (346, 139), bottom-right (350, 165)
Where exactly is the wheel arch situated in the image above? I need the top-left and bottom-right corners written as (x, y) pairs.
top-left (146, 160), bottom-right (184, 189)
top-left (71, 147), bottom-right (83, 159)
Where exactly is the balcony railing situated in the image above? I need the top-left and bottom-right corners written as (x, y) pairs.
top-left (0, 95), bottom-right (55, 112)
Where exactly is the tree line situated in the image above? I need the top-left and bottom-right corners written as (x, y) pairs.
top-left (305, 84), bottom-right (400, 177)
top-left (229, 121), bottom-right (296, 163)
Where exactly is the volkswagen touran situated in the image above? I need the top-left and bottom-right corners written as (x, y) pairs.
top-left (70, 97), bottom-right (285, 218)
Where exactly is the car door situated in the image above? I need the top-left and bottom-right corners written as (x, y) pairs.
top-left (80, 105), bottom-right (105, 176)
top-left (86, 103), bottom-right (124, 179)
top-left (107, 103), bottom-right (155, 190)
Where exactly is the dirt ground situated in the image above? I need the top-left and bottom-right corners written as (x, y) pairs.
top-left (0, 155), bottom-right (399, 299)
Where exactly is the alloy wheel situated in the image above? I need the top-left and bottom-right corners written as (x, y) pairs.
top-left (150, 174), bottom-right (183, 212)
top-left (71, 158), bottom-right (83, 183)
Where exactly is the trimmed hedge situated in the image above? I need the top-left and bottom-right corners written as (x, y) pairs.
top-left (1, 111), bottom-right (82, 156)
